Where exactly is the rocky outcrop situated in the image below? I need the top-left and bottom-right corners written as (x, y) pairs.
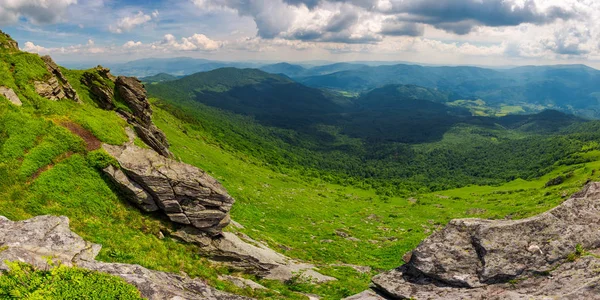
top-left (177, 230), bottom-right (336, 283)
top-left (115, 75), bottom-right (171, 157)
top-left (0, 30), bottom-right (18, 51)
top-left (36, 55), bottom-right (81, 103)
top-left (0, 86), bottom-right (21, 106)
top-left (348, 182), bottom-right (600, 299)
top-left (103, 143), bottom-right (234, 235)
top-left (81, 67), bottom-right (115, 109)
top-left (0, 215), bottom-right (245, 300)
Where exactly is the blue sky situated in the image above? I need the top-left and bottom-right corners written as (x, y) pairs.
top-left (1, 0), bottom-right (599, 67)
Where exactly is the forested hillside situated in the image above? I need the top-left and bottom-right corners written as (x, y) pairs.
top-left (147, 68), bottom-right (597, 196)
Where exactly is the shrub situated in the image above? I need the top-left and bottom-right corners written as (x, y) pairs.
top-left (0, 261), bottom-right (143, 299)
top-left (87, 149), bottom-right (119, 169)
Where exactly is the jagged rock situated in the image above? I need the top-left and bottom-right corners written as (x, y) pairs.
top-left (103, 143), bottom-right (234, 235)
top-left (0, 86), bottom-right (21, 106)
top-left (194, 232), bottom-right (336, 283)
top-left (39, 55), bottom-right (81, 103)
top-left (81, 67), bottom-right (115, 109)
top-left (0, 215), bottom-right (245, 300)
top-left (348, 182), bottom-right (600, 299)
top-left (0, 30), bottom-right (18, 51)
top-left (104, 164), bottom-right (159, 212)
top-left (115, 76), bottom-right (153, 126)
top-left (115, 75), bottom-right (171, 157)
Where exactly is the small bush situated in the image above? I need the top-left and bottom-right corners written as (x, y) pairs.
top-left (0, 261), bottom-right (143, 299)
top-left (87, 149), bottom-right (118, 169)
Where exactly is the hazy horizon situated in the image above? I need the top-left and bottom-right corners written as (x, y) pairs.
top-left (2, 1), bottom-right (600, 68)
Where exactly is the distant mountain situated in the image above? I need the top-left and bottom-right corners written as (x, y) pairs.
top-left (147, 68), bottom-right (348, 129)
top-left (297, 63), bottom-right (600, 118)
top-left (148, 68), bottom-right (582, 143)
top-left (356, 84), bottom-right (457, 109)
top-left (259, 63), bottom-right (306, 77)
top-left (139, 73), bottom-right (179, 83)
top-left (105, 57), bottom-right (261, 77)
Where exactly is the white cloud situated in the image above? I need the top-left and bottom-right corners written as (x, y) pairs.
top-left (159, 33), bottom-right (222, 51)
top-left (22, 39), bottom-right (106, 55)
top-left (0, 0), bottom-right (77, 25)
top-left (124, 41), bottom-right (143, 49)
top-left (109, 10), bottom-right (159, 33)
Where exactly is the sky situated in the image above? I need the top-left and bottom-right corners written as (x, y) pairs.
top-left (1, 0), bottom-right (599, 67)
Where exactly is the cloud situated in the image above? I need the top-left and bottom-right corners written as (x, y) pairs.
top-left (109, 10), bottom-right (159, 33)
top-left (385, 0), bottom-right (577, 35)
top-left (0, 0), bottom-right (77, 25)
top-left (380, 19), bottom-right (424, 36)
top-left (123, 41), bottom-right (143, 49)
top-left (22, 39), bottom-right (106, 55)
top-left (159, 33), bottom-right (222, 51)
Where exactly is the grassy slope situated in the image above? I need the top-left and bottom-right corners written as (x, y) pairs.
top-left (152, 102), bottom-right (600, 298)
top-left (0, 50), bottom-right (303, 299)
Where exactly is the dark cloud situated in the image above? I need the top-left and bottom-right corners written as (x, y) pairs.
top-left (389, 0), bottom-right (576, 34)
top-left (380, 19), bottom-right (424, 36)
top-left (325, 9), bottom-right (359, 32)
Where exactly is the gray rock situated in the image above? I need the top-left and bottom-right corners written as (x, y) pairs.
top-left (0, 86), bottom-right (21, 106)
top-left (0, 215), bottom-right (246, 300)
top-left (219, 275), bottom-right (267, 290)
top-left (115, 76), bottom-right (171, 157)
top-left (103, 143), bottom-right (234, 235)
top-left (349, 182), bottom-right (600, 299)
top-left (81, 67), bottom-right (115, 109)
top-left (40, 55), bottom-right (81, 103)
top-left (196, 232), bottom-right (336, 283)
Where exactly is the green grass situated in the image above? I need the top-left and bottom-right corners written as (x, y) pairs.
top-left (498, 105), bottom-right (526, 116)
top-left (151, 103), bottom-right (600, 299)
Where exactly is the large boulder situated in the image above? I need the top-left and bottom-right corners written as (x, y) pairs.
top-left (347, 182), bottom-right (600, 299)
top-left (103, 143), bottom-right (234, 236)
top-left (0, 215), bottom-right (245, 300)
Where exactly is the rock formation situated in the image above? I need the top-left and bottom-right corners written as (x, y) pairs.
top-left (103, 143), bottom-right (234, 236)
top-left (81, 66), bottom-right (115, 109)
top-left (0, 30), bottom-right (18, 51)
top-left (81, 67), bottom-right (171, 157)
top-left (114, 76), bottom-right (171, 157)
top-left (347, 182), bottom-right (600, 299)
top-left (181, 231), bottom-right (337, 283)
top-left (0, 86), bottom-right (21, 106)
top-left (35, 55), bottom-right (81, 103)
top-left (0, 215), bottom-right (246, 300)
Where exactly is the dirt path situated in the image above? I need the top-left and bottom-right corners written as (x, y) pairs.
top-left (58, 120), bottom-right (102, 151)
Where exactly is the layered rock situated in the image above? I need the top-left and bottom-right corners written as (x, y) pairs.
top-left (36, 55), bottom-right (81, 103)
top-left (348, 182), bottom-right (600, 299)
top-left (115, 76), bottom-right (171, 157)
top-left (0, 215), bottom-right (246, 300)
top-left (103, 143), bottom-right (234, 235)
top-left (81, 66), bottom-right (115, 109)
top-left (0, 86), bottom-right (21, 106)
top-left (179, 230), bottom-right (336, 283)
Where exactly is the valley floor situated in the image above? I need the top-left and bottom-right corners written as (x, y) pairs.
top-left (152, 105), bottom-right (600, 299)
